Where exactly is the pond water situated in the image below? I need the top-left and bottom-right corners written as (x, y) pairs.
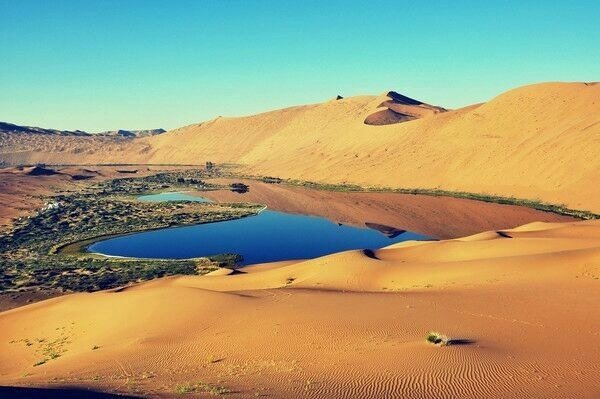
top-left (88, 194), bottom-right (430, 264)
top-left (137, 192), bottom-right (211, 203)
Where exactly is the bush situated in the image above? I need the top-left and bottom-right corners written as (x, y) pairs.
top-left (426, 331), bottom-right (451, 346)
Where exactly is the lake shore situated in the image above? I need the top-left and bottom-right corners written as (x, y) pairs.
top-left (191, 178), bottom-right (580, 239)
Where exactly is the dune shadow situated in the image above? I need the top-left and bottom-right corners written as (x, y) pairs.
top-left (496, 231), bottom-right (512, 238)
top-left (0, 386), bottom-right (143, 398)
top-left (448, 338), bottom-right (476, 346)
top-left (362, 249), bottom-right (380, 260)
top-left (229, 268), bottom-right (246, 275)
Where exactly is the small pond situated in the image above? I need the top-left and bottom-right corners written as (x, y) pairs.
top-left (88, 193), bottom-right (430, 264)
top-left (137, 192), bottom-right (211, 203)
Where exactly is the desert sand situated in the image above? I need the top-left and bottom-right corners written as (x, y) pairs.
top-left (1, 82), bottom-right (598, 398)
top-left (0, 167), bottom-right (77, 227)
top-left (1, 82), bottom-right (599, 212)
top-left (0, 220), bottom-right (599, 398)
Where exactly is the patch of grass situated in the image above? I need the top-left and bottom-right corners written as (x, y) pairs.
top-left (426, 331), bottom-right (451, 346)
top-left (175, 381), bottom-right (231, 395)
top-left (175, 384), bottom-right (195, 394)
top-left (203, 384), bottom-right (231, 396)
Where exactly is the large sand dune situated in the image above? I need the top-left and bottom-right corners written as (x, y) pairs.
top-left (1, 220), bottom-right (598, 398)
top-left (144, 82), bottom-right (600, 212)
top-left (1, 82), bottom-right (599, 212)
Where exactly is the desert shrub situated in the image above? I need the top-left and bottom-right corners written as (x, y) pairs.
top-left (426, 331), bottom-right (451, 346)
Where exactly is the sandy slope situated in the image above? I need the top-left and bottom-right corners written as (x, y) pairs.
top-left (1, 82), bottom-right (598, 213)
top-left (0, 167), bottom-right (75, 227)
top-left (1, 220), bottom-right (599, 398)
top-left (144, 82), bottom-right (600, 212)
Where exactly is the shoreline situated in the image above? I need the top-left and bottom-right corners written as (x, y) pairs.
top-left (55, 203), bottom-right (268, 260)
top-left (239, 174), bottom-right (599, 220)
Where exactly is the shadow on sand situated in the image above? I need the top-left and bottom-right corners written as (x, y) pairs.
top-left (0, 386), bottom-right (143, 399)
top-left (448, 339), bottom-right (476, 346)
top-left (362, 249), bottom-right (380, 260)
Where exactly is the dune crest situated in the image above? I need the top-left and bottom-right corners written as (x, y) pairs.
top-left (364, 91), bottom-right (447, 125)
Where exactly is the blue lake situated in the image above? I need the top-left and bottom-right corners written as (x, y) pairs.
top-left (88, 194), bottom-right (431, 264)
top-left (137, 192), bottom-right (211, 203)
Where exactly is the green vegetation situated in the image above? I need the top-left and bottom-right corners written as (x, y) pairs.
top-left (0, 169), bottom-right (262, 295)
top-left (176, 381), bottom-right (231, 395)
top-left (206, 354), bottom-right (218, 364)
top-left (5, 194), bottom-right (258, 256)
top-left (0, 257), bottom-right (220, 293)
top-left (426, 331), bottom-right (451, 346)
top-left (10, 324), bottom-right (74, 366)
top-left (230, 182), bottom-right (249, 193)
top-left (260, 176), bottom-right (282, 184)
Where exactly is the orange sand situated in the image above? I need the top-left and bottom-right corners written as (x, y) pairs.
top-left (1, 220), bottom-right (599, 398)
top-left (1, 82), bottom-right (598, 213)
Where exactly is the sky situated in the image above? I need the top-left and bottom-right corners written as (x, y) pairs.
top-left (1, 1), bottom-right (598, 132)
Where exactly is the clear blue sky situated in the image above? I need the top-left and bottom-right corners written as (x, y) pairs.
top-left (1, 1), bottom-right (598, 132)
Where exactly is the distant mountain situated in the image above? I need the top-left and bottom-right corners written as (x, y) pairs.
top-left (0, 121), bottom-right (89, 136)
top-left (95, 129), bottom-right (166, 138)
top-left (0, 122), bottom-right (165, 138)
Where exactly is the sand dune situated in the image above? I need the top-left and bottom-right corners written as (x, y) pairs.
top-left (1, 82), bottom-right (598, 213)
top-left (1, 220), bottom-right (599, 398)
top-left (363, 91), bottom-right (447, 125)
top-left (145, 82), bottom-right (600, 213)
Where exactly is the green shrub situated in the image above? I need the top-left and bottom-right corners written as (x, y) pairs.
top-left (426, 331), bottom-right (451, 346)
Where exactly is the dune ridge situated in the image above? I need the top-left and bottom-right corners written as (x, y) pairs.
top-left (363, 90), bottom-right (447, 125)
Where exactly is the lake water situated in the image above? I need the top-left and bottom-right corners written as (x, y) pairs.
top-left (88, 193), bottom-right (430, 264)
top-left (138, 192), bottom-right (211, 203)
